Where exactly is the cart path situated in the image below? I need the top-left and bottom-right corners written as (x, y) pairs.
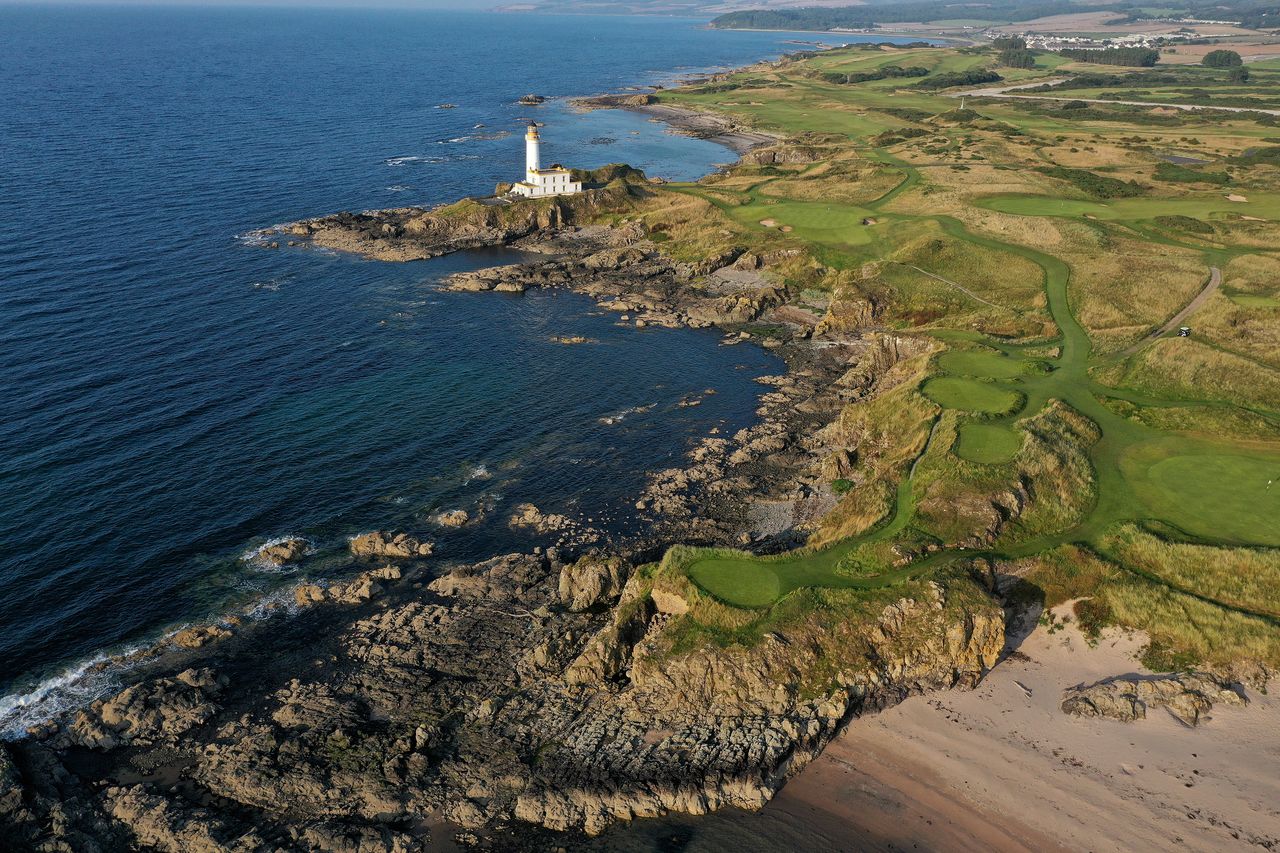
top-left (1121, 265), bottom-right (1222, 357)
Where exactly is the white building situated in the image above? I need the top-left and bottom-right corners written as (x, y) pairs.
top-left (511, 123), bottom-right (582, 198)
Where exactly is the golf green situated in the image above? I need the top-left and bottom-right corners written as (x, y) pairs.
top-left (1123, 446), bottom-right (1280, 546)
top-left (938, 349), bottom-right (1029, 380)
top-left (923, 377), bottom-right (1023, 414)
top-left (954, 422), bottom-right (1023, 464)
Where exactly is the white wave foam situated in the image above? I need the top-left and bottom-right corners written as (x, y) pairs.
top-left (385, 155), bottom-right (423, 166)
top-left (597, 403), bottom-right (656, 426)
top-left (239, 534), bottom-right (314, 571)
top-left (0, 644), bottom-right (147, 741)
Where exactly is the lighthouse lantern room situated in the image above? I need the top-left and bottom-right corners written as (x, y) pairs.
top-left (511, 123), bottom-right (583, 198)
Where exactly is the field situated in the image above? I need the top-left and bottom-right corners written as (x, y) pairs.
top-left (628, 41), bottom-right (1280, 667)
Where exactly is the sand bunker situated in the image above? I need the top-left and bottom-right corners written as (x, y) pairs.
top-left (759, 218), bottom-right (779, 228)
top-left (1226, 193), bottom-right (1248, 202)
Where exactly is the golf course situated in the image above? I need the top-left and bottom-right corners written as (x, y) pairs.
top-left (634, 40), bottom-right (1280, 665)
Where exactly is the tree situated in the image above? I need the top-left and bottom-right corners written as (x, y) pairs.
top-left (1000, 48), bottom-right (1037, 68)
top-left (1059, 47), bottom-right (1159, 67)
top-left (992, 36), bottom-right (1027, 51)
top-left (1203, 49), bottom-right (1243, 68)
top-left (1228, 65), bottom-right (1251, 83)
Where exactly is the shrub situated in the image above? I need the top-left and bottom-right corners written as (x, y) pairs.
top-left (1202, 49), bottom-right (1243, 68)
top-left (1153, 161), bottom-right (1230, 185)
top-left (1039, 166), bottom-right (1144, 198)
top-left (913, 70), bottom-right (1003, 90)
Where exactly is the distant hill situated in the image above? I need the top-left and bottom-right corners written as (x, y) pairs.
top-left (496, 0), bottom-right (863, 15)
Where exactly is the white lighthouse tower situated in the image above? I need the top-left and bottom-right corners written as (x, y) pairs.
top-left (526, 122), bottom-right (541, 179)
top-left (511, 123), bottom-right (582, 199)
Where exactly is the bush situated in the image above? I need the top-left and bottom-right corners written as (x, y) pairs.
top-left (913, 70), bottom-right (1003, 90)
top-left (1039, 166), bottom-right (1144, 198)
top-left (1229, 66), bottom-right (1251, 84)
top-left (1154, 215), bottom-right (1213, 233)
top-left (1202, 49), bottom-right (1243, 68)
top-left (1154, 161), bottom-right (1230, 185)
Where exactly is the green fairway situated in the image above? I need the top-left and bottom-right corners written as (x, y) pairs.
top-left (1228, 293), bottom-right (1280, 308)
top-left (1121, 442), bottom-right (1280, 546)
top-left (954, 422), bottom-right (1024, 464)
top-left (938, 349), bottom-right (1034, 380)
top-left (923, 377), bottom-right (1023, 414)
top-left (980, 192), bottom-right (1280, 222)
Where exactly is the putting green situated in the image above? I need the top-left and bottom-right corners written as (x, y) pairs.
top-left (733, 200), bottom-right (876, 246)
top-left (688, 560), bottom-right (783, 608)
top-left (923, 377), bottom-right (1023, 414)
top-left (1122, 444), bottom-right (1280, 546)
top-left (938, 349), bottom-right (1029, 380)
top-left (954, 422), bottom-right (1023, 464)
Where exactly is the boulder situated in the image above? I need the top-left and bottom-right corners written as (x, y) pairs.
top-left (349, 531), bottom-right (433, 559)
top-left (436, 510), bottom-right (470, 528)
top-left (254, 537), bottom-right (309, 567)
top-left (558, 555), bottom-right (630, 611)
top-left (172, 625), bottom-right (232, 650)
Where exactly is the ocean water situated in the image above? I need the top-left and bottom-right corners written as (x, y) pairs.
top-left (0, 6), bottom-right (905, 732)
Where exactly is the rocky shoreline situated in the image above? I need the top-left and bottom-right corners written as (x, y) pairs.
top-left (1, 95), bottom-right (1010, 852)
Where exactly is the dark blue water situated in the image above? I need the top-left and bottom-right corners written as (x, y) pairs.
top-left (0, 6), bottom-right (906, 733)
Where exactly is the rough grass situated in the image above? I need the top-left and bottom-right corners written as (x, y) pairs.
top-left (1099, 524), bottom-right (1280, 618)
top-left (1007, 543), bottom-right (1280, 668)
top-left (1107, 337), bottom-right (1280, 410)
top-left (1060, 227), bottom-right (1209, 354)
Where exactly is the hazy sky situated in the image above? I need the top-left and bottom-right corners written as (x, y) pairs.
top-left (4, 1), bottom-right (507, 7)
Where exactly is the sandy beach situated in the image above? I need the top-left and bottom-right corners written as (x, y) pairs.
top-left (767, 606), bottom-right (1280, 851)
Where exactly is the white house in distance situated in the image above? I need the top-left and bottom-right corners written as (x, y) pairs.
top-left (511, 123), bottom-right (582, 198)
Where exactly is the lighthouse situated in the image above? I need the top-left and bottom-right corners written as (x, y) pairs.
top-left (526, 122), bottom-right (541, 179)
top-left (511, 123), bottom-right (583, 199)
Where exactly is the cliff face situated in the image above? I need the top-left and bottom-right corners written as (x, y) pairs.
top-left (0, 553), bottom-right (1003, 848)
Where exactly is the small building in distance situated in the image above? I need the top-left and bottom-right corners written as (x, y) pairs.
top-left (511, 123), bottom-right (582, 199)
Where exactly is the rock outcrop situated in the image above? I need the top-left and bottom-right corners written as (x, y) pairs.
top-left (253, 537), bottom-right (309, 566)
top-left (1061, 671), bottom-right (1248, 726)
top-left (558, 554), bottom-right (631, 611)
top-left (348, 531), bottom-right (433, 559)
top-left (2, 549), bottom-right (1004, 847)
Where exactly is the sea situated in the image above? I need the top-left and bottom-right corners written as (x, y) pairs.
top-left (0, 5), bottom-right (904, 742)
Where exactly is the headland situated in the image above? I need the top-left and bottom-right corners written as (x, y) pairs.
top-left (5, 35), bottom-right (1280, 852)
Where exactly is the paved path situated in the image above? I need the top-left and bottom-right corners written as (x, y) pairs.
top-left (1121, 266), bottom-right (1222, 356)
